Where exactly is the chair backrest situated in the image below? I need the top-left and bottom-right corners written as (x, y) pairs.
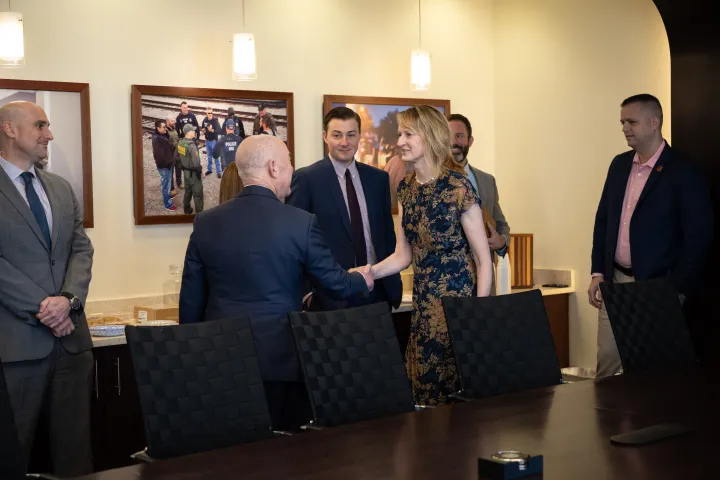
top-left (125, 316), bottom-right (273, 459)
top-left (442, 290), bottom-right (562, 399)
top-left (0, 359), bottom-right (25, 478)
top-left (600, 277), bottom-right (696, 372)
top-left (289, 302), bottom-right (415, 427)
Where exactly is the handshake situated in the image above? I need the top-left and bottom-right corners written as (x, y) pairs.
top-left (349, 264), bottom-right (374, 292)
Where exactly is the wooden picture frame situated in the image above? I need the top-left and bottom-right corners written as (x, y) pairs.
top-left (322, 95), bottom-right (450, 214)
top-left (0, 79), bottom-right (94, 228)
top-left (131, 85), bottom-right (294, 226)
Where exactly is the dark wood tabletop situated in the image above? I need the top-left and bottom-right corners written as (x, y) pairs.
top-left (73, 368), bottom-right (719, 479)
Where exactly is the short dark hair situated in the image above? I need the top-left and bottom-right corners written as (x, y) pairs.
top-left (323, 106), bottom-right (361, 132)
top-left (447, 113), bottom-right (472, 138)
top-left (180, 101), bottom-right (188, 107)
top-left (621, 94), bottom-right (663, 127)
top-left (154, 119), bottom-right (166, 129)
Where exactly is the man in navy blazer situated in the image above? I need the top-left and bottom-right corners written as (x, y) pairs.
top-left (589, 94), bottom-right (713, 377)
top-left (287, 107), bottom-right (403, 311)
top-left (179, 135), bottom-right (373, 430)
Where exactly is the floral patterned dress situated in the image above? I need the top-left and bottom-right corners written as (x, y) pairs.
top-left (398, 167), bottom-right (479, 404)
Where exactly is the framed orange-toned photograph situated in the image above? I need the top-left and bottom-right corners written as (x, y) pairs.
top-left (322, 95), bottom-right (450, 213)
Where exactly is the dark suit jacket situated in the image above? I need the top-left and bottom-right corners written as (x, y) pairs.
top-left (287, 157), bottom-right (403, 310)
top-left (591, 144), bottom-right (713, 294)
top-left (178, 185), bottom-right (369, 382)
top-left (0, 165), bottom-right (94, 363)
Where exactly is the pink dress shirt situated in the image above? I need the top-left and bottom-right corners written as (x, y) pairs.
top-left (614, 141), bottom-right (666, 268)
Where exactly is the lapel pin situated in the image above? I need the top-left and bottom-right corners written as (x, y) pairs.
top-left (656, 165), bottom-right (663, 172)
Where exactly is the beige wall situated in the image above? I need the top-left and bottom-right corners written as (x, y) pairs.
top-left (493, 0), bottom-right (670, 368)
top-left (2, 0), bottom-right (495, 300)
top-left (3, 0), bottom-right (670, 368)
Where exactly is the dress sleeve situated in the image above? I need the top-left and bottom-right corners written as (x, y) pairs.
top-left (457, 174), bottom-right (480, 213)
top-left (397, 176), bottom-right (411, 210)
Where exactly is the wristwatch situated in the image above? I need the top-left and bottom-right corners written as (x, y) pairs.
top-left (60, 292), bottom-right (82, 311)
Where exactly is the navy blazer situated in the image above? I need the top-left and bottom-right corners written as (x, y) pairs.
top-left (179, 185), bottom-right (369, 381)
top-left (591, 144), bottom-right (713, 294)
top-left (287, 157), bottom-right (403, 310)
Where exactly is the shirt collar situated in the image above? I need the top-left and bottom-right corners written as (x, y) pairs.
top-left (633, 140), bottom-right (666, 168)
top-left (329, 155), bottom-right (358, 179)
top-left (0, 154), bottom-right (36, 182)
top-left (463, 162), bottom-right (472, 176)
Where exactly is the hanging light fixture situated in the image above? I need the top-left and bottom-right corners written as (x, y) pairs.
top-left (0, 1), bottom-right (24, 68)
top-left (232, 0), bottom-right (256, 81)
top-left (411, 0), bottom-right (430, 91)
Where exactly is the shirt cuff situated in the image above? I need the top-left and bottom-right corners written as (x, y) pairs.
top-left (591, 273), bottom-right (604, 279)
top-left (496, 235), bottom-right (510, 257)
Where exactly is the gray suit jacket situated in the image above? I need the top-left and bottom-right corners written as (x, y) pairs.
top-left (0, 166), bottom-right (94, 362)
top-left (469, 165), bottom-right (510, 245)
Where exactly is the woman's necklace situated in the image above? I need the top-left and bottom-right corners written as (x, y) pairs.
top-left (415, 174), bottom-right (436, 185)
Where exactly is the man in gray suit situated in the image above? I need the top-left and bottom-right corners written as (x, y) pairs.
top-left (0, 101), bottom-right (94, 476)
top-left (448, 114), bottom-right (511, 261)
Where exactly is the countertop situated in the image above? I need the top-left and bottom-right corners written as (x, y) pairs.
top-left (92, 286), bottom-right (574, 348)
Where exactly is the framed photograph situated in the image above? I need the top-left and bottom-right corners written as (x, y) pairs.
top-left (0, 79), bottom-right (94, 228)
top-left (131, 85), bottom-right (294, 226)
top-left (323, 95), bottom-right (450, 213)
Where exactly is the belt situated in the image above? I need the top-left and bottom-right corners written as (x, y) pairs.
top-left (182, 166), bottom-right (201, 172)
top-left (613, 262), bottom-right (634, 277)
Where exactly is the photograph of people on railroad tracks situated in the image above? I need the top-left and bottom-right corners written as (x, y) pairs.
top-left (131, 85), bottom-right (294, 225)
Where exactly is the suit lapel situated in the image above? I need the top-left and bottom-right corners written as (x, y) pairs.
top-left (36, 169), bottom-right (60, 252)
top-left (636, 145), bottom-right (670, 210)
top-left (322, 158), bottom-right (352, 239)
top-left (0, 164), bottom-right (50, 251)
top-left (613, 154), bottom-right (634, 212)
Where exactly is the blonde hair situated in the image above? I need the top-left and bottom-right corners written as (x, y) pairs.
top-left (397, 105), bottom-right (462, 177)
top-left (219, 162), bottom-right (244, 204)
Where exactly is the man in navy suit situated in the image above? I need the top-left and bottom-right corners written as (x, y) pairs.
top-left (179, 135), bottom-right (373, 429)
top-left (287, 107), bottom-right (403, 311)
top-left (589, 94), bottom-right (713, 377)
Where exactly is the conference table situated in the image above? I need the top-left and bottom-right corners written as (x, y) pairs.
top-left (74, 368), bottom-right (718, 479)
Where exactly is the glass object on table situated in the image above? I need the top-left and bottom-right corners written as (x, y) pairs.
top-left (162, 264), bottom-right (182, 305)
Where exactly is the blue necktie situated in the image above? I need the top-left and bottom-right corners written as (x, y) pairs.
top-left (20, 171), bottom-right (51, 248)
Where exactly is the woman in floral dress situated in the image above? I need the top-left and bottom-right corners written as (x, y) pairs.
top-left (369, 105), bottom-right (493, 405)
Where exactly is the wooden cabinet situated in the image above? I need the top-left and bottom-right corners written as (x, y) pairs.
top-left (90, 344), bottom-right (146, 472)
top-left (543, 294), bottom-right (569, 368)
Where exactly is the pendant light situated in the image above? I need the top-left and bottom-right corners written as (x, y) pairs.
top-left (0, 1), bottom-right (24, 68)
top-left (411, 0), bottom-right (430, 91)
top-left (233, 0), bottom-right (257, 81)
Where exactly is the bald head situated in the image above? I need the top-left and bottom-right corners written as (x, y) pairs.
top-left (0, 101), bottom-right (53, 167)
top-left (235, 135), bottom-right (293, 201)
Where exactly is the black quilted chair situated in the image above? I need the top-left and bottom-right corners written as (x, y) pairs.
top-left (289, 302), bottom-right (415, 428)
top-left (124, 316), bottom-right (274, 461)
top-left (600, 277), bottom-right (696, 373)
top-left (442, 290), bottom-right (563, 400)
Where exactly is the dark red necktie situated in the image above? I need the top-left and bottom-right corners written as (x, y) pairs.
top-left (345, 169), bottom-right (367, 267)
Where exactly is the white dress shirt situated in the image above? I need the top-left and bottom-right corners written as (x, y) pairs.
top-left (329, 156), bottom-right (377, 264)
top-left (0, 155), bottom-right (54, 235)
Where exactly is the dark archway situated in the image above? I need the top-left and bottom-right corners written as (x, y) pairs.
top-left (653, 0), bottom-right (720, 365)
